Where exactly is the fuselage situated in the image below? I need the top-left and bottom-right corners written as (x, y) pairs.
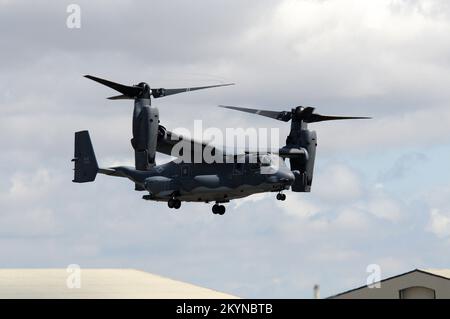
top-left (117, 154), bottom-right (295, 203)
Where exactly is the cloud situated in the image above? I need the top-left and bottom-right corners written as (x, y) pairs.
top-left (276, 192), bottom-right (321, 219)
top-left (232, 192), bottom-right (269, 209)
top-left (427, 209), bottom-right (450, 238)
top-left (366, 185), bottom-right (405, 222)
top-left (1, 0), bottom-right (450, 298)
top-left (307, 246), bottom-right (361, 263)
top-left (334, 207), bottom-right (371, 230)
top-left (416, 186), bottom-right (450, 240)
top-left (316, 106), bottom-right (450, 154)
top-left (378, 152), bottom-right (427, 182)
top-left (0, 169), bottom-right (61, 237)
top-left (314, 163), bottom-right (364, 203)
top-left (373, 256), bottom-right (408, 276)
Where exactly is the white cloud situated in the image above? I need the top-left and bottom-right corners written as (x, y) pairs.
top-left (7, 169), bottom-right (53, 201)
top-left (0, 0), bottom-right (449, 298)
top-left (0, 208), bottom-right (58, 237)
top-left (317, 106), bottom-right (450, 153)
top-left (307, 246), bottom-right (361, 263)
top-left (0, 169), bottom-right (62, 237)
top-left (232, 192), bottom-right (268, 209)
top-left (427, 209), bottom-right (450, 238)
top-left (334, 208), bottom-right (371, 231)
top-left (373, 256), bottom-right (408, 276)
top-left (366, 188), bottom-right (405, 222)
top-left (277, 195), bottom-right (321, 219)
top-left (314, 163), bottom-right (364, 203)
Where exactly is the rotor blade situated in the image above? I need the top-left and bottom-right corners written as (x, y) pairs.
top-left (306, 114), bottom-right (372, 123)
top-left (218, 105), bottom-right (292, 122)
top-left (107, 94), bottom-right (133, 100)
top-left (84, 75), bottom-right (142, 98)
top-left (152, 83), bottom-right (234, 98)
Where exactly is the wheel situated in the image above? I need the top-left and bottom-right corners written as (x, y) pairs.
top-left (168, 199), bottom-right (175, 208)
top-left (276, 193), bottom-right (281, 200)
top-left (173, 200), bottom-right (181, 209)
top-left (218, 205), bottom-right (226, 215)
top-left (280, 194), bottom-right (286, 201)
top-left (212, 204), bottom-right (219, 214)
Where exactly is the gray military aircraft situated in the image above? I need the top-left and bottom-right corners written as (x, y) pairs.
top-left (72, 75), bottom-right (369, 215)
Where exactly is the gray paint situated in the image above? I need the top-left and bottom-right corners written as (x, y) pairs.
top-left (73, 76), bottom-right (369, 214)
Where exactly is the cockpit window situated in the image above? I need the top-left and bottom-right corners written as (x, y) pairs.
top-left (260, 155), bottom-right (272, 166)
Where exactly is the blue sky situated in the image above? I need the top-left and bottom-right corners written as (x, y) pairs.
top-left (1, 0), bottom-right (450, 298)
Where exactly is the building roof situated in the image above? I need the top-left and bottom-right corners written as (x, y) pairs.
top-left (0, 269), bottom-right (238, 299)
top-left (421, 268), bottom-right (450, 279)
top-left (328, 268), bottom-right (450, 299)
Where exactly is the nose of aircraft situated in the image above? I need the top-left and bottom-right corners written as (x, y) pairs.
top-left (279, 170), bottom-right (295, 185)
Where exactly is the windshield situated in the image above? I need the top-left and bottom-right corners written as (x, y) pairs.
top-left (260, 155), bottom-right (272, 166)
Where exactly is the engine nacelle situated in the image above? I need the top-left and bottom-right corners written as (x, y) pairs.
top-left (289, 129), bottom-right (317, 192)
top-left (278, 146), bottom-right (309, 161)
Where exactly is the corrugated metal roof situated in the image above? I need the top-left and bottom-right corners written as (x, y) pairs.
top-left (0, 269), bottom-right (238, 299)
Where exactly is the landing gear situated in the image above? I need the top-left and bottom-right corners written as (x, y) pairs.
top-left (212, 204), bottom-right (226, 215)
top-left (276, 193), bottom-right (286, 201)
top-left (168, 198), bottom-right (181, 209)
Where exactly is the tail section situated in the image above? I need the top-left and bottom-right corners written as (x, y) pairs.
top-left (72, 130), bottom-right (98, 183)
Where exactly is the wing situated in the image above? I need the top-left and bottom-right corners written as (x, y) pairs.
top-left (157, 127), bottom-right (226, 162)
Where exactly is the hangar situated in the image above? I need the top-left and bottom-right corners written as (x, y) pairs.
top-left (329, 269), bottom-right (450, 299)
top-left (0, 268), bottom-right (237, 299)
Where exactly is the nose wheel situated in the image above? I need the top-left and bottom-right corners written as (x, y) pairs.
top-left (212, 204), bottom-right (226, 215)
top-left (168, 198), bottom-right (181, 209)
top-left (276, 193), bottom-right (286, 201)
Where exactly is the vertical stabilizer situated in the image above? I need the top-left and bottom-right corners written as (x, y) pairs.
top-left (72, 130), bottom-right (98, 183)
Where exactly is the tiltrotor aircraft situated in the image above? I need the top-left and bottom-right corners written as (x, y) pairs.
top-left (72, 75), bottom-right (369, 215)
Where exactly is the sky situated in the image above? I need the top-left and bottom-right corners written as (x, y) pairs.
top-left (1, 0), bottom-right (450, 298)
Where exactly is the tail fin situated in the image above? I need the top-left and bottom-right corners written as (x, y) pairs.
top-left (72, 131), bottom-right (98, 183)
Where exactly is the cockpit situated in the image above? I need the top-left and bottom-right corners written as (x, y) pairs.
top-left (259, 154), bottom-right (272, 167)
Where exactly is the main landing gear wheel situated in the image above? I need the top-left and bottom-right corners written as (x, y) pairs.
top-left (276, 193), bottom-right (286, 201)
top-left (212, 204), bottom-right (226, 215)
top-left (168, 198), bottom-right (181, 209)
